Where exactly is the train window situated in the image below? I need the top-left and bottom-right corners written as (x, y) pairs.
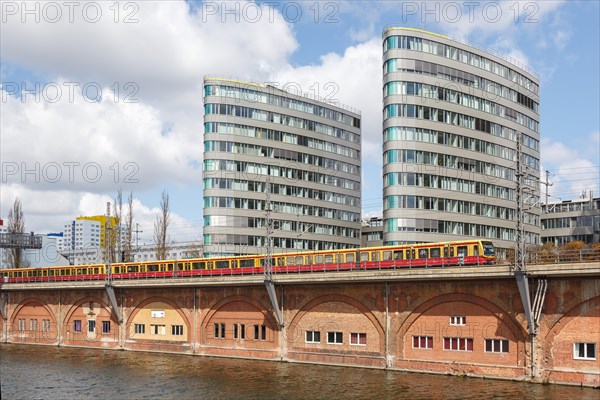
top-left (336, 254), bottom-right (344, 263)
top-left (81, 268), bottom-right (88, 275)
top-left (457, 246), bottom-right (468, 256)
top-left (410, 249), bottom-right (416, 259)
top-left (360, 252), bottom-right (369, 262)
top-left (430, 248), bottom-right (441, 258)
top-left (473, 246), bottom-right (479, 256)
top-left (147, 264), bottom-right (159, 272)
top-left (77, 269), bottom-right (82, 275)
top-left (286, 257), bottom-right (296, 266)
top-left (393, 250), bottom-right (403, 260)
top-left (277, 258), bottom-right (284, 266)
top-left (207, 262), bottom-right (213, 269)
top-left (166, 263), bottom-right (174, 271)
top-left (296, 256), bottom-right (304, 265)
top-left (113, 267), bottom-right (120, 274)
top-left (315, 255), bottom-right (324, 264)
top-left (450, 247), bottom-right (454, 257)
top-left (324, 254), bottom-right (333, 263)
top-left (216, 261), bottom-right (229, 269)
top-left (240, 259), bottom-right (255, 268)
top-left (418, 249), bottom-right (428, 258)
top-left (177, 263), bottom-right (185, 271)
top-left (371, 252), bottom-right (380, 262)
top-left (383, 251), bottom-right (392, 261)
top-left (49, 270), bottom-right (54, 276)
top-left (482, 241), bottom-right (495, 256)
top-left (346, 253), bottom-right (355, 263)
top-left (305, 256), bottom-right (313, 265)
top-left (128, 266), bottom-right (139, 273)
top-left (42, 270), bottom-right (47, 277)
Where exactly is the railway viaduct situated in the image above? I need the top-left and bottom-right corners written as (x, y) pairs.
top-left (0, 263), bottom-right (598, 387)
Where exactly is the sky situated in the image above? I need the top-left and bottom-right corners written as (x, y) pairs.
top-left (1, 0), bottom-right (599, 245)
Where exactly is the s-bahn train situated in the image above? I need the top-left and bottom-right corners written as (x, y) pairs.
top-left (0, 239), bottom-right (495, 283)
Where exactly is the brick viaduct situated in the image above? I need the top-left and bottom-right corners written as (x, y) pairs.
top-left (0, 263), bottom-right (598, 387)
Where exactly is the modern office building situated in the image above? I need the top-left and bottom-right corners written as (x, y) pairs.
top-left (541, 197), bottom-right (600, 245)
top-left (203, 77), bottom-right (362, 256)
top-left (382, 27), bottom-right (541, 251)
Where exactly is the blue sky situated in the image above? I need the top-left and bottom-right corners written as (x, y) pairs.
top-left (1, 0), bottom-right (599, 244)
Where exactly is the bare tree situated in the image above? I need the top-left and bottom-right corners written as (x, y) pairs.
top-left (153, 190), bottom-right (170, 260)
top-left (7, 197), bottom-right (25, 268)
top-left (123, 192), bottom-right (134, 262)
top-left (112, 189), bottom-right (123, 262)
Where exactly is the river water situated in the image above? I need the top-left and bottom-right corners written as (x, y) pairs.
top-left (1, 344), bottom-right (598, 399)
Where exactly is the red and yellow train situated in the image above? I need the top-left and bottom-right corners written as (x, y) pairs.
top-left (0, 239), bottom-right (495, 283)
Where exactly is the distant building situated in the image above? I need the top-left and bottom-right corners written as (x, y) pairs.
top-left (382, 27), bottom-right (541, 251)
top-left (203, 76), bottom-right (362, 256)
top-left (59, 241), bottom-right (203, 265)
top-left (361, 217), bottom-right (384, 247)
top-left (541, 197), bottom-right (600, 245)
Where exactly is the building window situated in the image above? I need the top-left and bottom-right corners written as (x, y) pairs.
top-left (88, 320), bottom-right (95, 333)
top-left (574, 343), bottom-right (596, 360)
top-left (29, 319), bottom-right (39, 332)
top-left (42, 319), bottom-right (51, 333)
top-left (18, 319), bottom-right (26, 332)
top-left (444, 337), bottom-right (473, 351)
top-left (74, 320), bottom-right (82, 333)
top-left (254, 324), bottom-right (267, 340)
top-left (413, 336), bottom-right (433, 349)
top-left (450, 316), bottom-right (466, 326)
top-left (134, 324), bottom-right (145, 334)
top-left (327, 331), bottom-right (343, 344)
top-left (305, 330), bottom-right (321, 343)
top-left (233, 324), bottom-right (245, 339)
top-left (214, 323), bottom-right (225, 339)
top-left (350, 332), bottom-right (367, 346)
top-left (171, 325), bottom-right (184, 336)
top-left (485, 339), bottom-right (509, 353)
top-left (102, 321), bottom-right (111, 334)
top-left (151, 324), bottom-right (166, 335)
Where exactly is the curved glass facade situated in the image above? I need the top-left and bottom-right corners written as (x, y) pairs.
top-left (203, 78), bottom-right (361, 256)
top-left (382, 28), bottom-right (541, 249)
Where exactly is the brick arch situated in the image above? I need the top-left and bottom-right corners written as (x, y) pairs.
top-left (126, 296), bottom-right (192, 340)
top-left (287, 293), bottom-right (385, 352)
top-left (10, 297), bottom-right (59, 342)
top-left (399, 292), bottom-right (527, 341)
top-left (11, 297), bottom-right (57, 327)
top-left (544, 295), bottom-right (600, 341)
top-left (200, 295), bottom-right (276, 330)
top-left (63, 296), bottom-right (111, 326)
top-left (542, 295), bottom-right (600, 375)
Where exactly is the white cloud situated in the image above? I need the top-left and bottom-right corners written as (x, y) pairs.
top-left (541, 138), bottom-right (599, 202)
top-left (1, 1), bottom-right (299, 237)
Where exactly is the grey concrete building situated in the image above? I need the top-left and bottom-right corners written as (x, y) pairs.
top-left (382, 27), bottom-right (541, 251)
top-left (541, 197), bottom-right (600, 245)
top-left (202, 77), bottom-right (362, 256)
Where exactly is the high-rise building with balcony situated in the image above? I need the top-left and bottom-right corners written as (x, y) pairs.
top-left (203, 77), bottom-right (362, 256)
top-left (382, 27), bottom-right (541, 251)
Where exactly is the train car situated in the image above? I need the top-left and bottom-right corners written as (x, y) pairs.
top-left (358, 240), bottom-right (495, 269)
top-left (0, 264), bottom-right (106, 283)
